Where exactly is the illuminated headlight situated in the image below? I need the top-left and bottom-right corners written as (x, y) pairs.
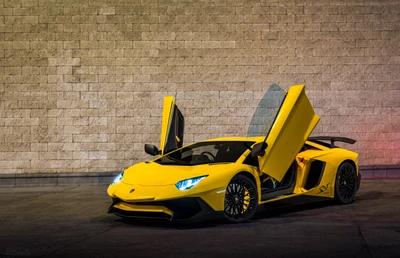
top-left (112, 172), bottom-right (124, 185)
top-left (176, 176), bottom-right (207, 191)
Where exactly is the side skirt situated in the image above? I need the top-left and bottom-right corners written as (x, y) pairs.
top-left (260, 193), bottom-right (332, 206)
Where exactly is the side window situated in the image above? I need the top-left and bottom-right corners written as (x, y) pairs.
top-left (243, 153), bottom-right (259, 167)
top-left (191, 144), bottom-right (219, 157)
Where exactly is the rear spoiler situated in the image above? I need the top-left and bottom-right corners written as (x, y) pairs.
top-left (307, 136), bottom-right (356, 148)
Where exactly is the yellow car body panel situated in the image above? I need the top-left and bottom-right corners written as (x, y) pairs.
top-left (259, 143), bottom-right (359, 204)
top-left (258, 84), bottom-right (320, 182)
top-left (113, 202), bottom-right (173, 216)
top-left (160, 96), bottom-right (175, 155)
top-left (107, 84), bottom-right (360, 222)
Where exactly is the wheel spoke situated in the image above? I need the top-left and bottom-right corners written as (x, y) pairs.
top-left (224, 177), bottom-right (257, 221)
top-left (338, 163), bottom-right (356, 202)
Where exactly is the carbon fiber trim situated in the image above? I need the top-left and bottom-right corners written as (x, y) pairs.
top-left (113, 208), bottom-right (172, 220)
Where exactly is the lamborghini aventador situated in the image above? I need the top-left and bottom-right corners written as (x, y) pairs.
top-left (107, 84), bottom-right (361, 223)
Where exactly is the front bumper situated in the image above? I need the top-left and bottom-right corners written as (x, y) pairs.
top-left (108, 197), bottom-right (223, 222)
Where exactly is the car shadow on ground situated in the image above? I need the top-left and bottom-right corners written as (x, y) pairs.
top-left (355, 190), bottom-right (384, 201)
top-left (105, 200), bottom-right (341, 230)
top-left (99, 192), bottom-right (379, 230)
top-left (254, 200), bottom-right (335, 220)
top-left (114, 217), bottom-right (227, 230)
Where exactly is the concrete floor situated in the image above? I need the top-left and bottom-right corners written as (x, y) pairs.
top-left (0, 180), bottom-right (399, 258)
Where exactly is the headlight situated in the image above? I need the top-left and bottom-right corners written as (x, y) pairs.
top-left (112, 172), bottom-right (124, 184)
top-left (175, 176), bottom-right (207, 191)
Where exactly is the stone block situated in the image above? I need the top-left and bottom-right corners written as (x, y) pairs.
top-left (57, 174), bottom-right (98, 185)
top-left (15, 174), bottom-right (57, 186)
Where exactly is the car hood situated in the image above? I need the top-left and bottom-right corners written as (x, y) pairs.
top-left (121, 161), bottom-right (232, 186)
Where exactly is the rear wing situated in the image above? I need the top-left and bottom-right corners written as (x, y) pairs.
top-left (307, 136), bottom-right (356, 148)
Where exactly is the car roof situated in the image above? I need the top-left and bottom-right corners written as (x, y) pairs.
top-left (202, 136), bottom-right (321, 149)
top-left (202, 136), bottom-right (265, 142)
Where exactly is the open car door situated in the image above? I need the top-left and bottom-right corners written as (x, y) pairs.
top-left (159, 96), bottom-right (184, 155)
top-left (251, 84), bottom-right (320, 182)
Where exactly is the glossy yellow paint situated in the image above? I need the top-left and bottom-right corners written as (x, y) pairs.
top-left (159, 96), bottom-right (175, 155)
top-left (259, 142), bottom-right (359, 204)
top-left (258, 84), bottom-right (320, 182)
top-left (114, 202), bottom-right (173, 216)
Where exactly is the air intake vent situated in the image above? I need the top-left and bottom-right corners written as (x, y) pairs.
top-left (304, 160), bottom-right (325, 190)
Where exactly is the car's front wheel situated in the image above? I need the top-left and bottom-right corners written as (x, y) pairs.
top-left (223, 174), bottom-right (258, 223)
top-left (334, 161), bottom-right (357, 204)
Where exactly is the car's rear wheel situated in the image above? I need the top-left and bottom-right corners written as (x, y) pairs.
top-left (334, 161), bottom-right (357, 204)
top-left (224, 174), bottom-right (258, 223)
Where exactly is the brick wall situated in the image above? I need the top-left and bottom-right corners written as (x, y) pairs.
top-left (0, 0), bottom-right (399, 174)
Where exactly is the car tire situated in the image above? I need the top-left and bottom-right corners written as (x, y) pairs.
top-left (334, 161), bottom-right (358, 204)
top-left (223, 174), bottom-right (258, 223)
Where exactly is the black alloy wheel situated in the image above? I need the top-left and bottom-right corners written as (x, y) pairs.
top-left (335, 161), bottom-right (357, 204)
top-left (224, 174), bottom-right (258, 223)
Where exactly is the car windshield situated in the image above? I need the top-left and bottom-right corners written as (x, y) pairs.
top-left (154, 141), bottom-right (255, 166)
top-left (247, 83), bottom-right (287, 137)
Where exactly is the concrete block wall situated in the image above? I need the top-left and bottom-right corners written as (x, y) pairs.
top-left (0, 0), bottom-right (399, 174)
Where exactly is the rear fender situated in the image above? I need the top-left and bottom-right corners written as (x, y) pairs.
top-left (296, 149), bottom-right (358, 198)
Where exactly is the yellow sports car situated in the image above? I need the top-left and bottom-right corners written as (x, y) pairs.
top-left (107, 84), bottom-right (361, 223)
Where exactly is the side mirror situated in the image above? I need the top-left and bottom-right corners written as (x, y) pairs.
top-left (144, 144), bottom-right (160, 156)
top-left (251, 142), bottom-right (268, 157)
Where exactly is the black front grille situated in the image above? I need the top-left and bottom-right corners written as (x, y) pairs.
top-left (162, 198), bottom-right (203, 220)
